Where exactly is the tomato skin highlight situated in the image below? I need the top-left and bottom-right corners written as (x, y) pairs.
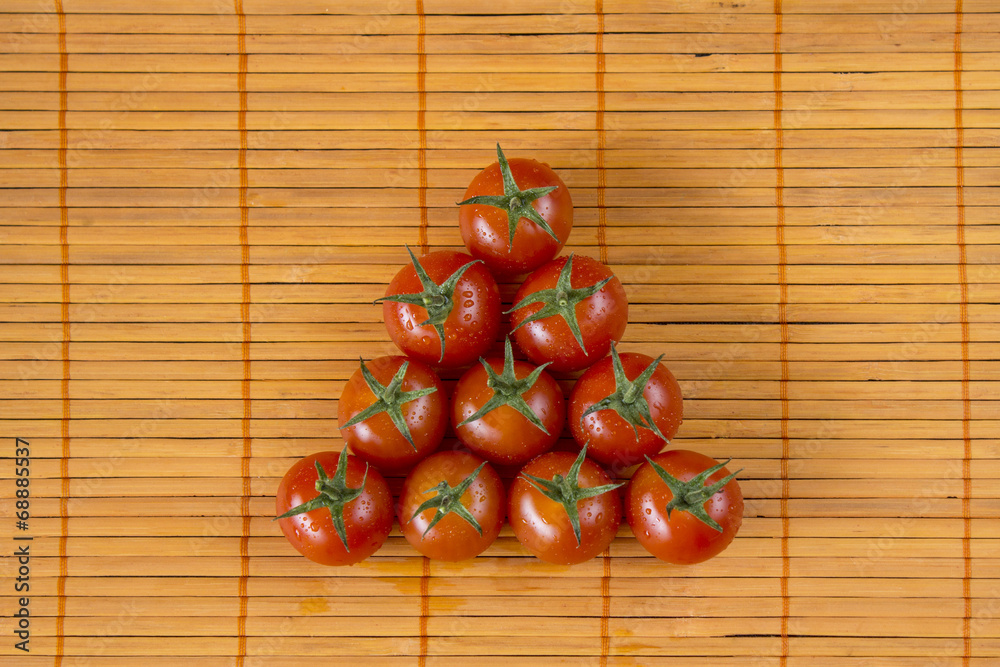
top-left (459, 157), bottom-right (573, 277)
top-left (569, 352), bottom-right (683, 470)
top-left (338, 356), bottom-right (447, 473)
top-left (509, 255), bottom-right (628, 373)
top-left (626, 450), bottom-right (743, 565)
top-left (399, 450), bottom-right (506, 561)
top-left (451, 355), bottom-right (565, 467)
top-left (275, 451), bottom-right (394, 566)
top-left (509, 452), bottom-right (622, 565)
top-left (382, 250), bottom-right (501, 368)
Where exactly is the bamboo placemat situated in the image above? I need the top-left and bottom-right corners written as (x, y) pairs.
top-left (2, 0), bottom-right (998, 664)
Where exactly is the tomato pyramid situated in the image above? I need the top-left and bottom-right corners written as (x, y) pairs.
top-left (275, 145), bottom-right (743, 566)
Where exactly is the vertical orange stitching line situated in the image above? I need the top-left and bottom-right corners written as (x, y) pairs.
top-left (954, 3), bottom-right (972, 664)
top-left (596, 6), bottom-right (611, 660)
top-left (416, 4), bottom-right (431, 664)
top-left (600, 546), bottom-right (612, 665)
top-left (773, 2), bottom-right (789, 665)
top-left (596, 5), bottom-right (612, 660)
top-left (417, 0), bottom-right (429, 254)
top-left (595, 0), bottom-right (608, 264)
top-left (235, 1), bottom-right (250, 665)
top-left (419, 556), bottom-right (430, 665)
top-left (55, 1), bottom-right (69, 663)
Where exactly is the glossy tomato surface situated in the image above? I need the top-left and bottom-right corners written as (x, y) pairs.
top-left (569, 352), bottom-right (683, 470)
top-left (626, 450), bottom-right (743, 565)
top-left (275, 451), bottom-right (393, 566)
top-left (509, 451), bottom-right (622, 565)
top-left (451, 356), bottom-right (565, 467)
top-left (509, 255), bottom-right (627, 373)
top-left (399, 450), bottom-right (505, 561)
top-left (459, 157), bottom-right (573, 276)
top-left (338, 356), bottom-right (447, 472)
top-left (382, 250), bottom-right (501, 368)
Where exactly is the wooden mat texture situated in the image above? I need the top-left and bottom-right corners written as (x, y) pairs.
top-left (1, 0), bottom-right (998, 664)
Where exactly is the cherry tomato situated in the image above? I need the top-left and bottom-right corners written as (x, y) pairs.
top-left (275, 449), bottom-right (394, 566)
top-left (458, 143), bottom-right (573, 277)
top-left (626, 450), bottom-right (743, 565)
top-left (379, 247), bottom-right (501, 368)
top-left (399, 450), bottom-right (505, 561)
top-left (509, 254), bottom-right (628, 373)
top-left (338, 356), bottom-right (447, 472)
top-left (452, 338), bottom-right (565, 467)
top-left (508, 446), bottom-right (623, 565)
top-left (569, 343), bottom-right (683, 470)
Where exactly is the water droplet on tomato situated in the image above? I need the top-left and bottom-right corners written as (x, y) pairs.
top-left (405, 320), bottom-right (414, 331)
top-left (462, 290), bottom-right (473, 298)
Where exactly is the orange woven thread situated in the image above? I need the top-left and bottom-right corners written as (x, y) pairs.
top-left (774, 2), bottom-right (790, 664)
top-left (595, 0), bottom-right (608, 264)
top-left (419, 556), bottom-right (431, 665)
top-left (55, 1), bottom-right (69, 664)
top-left (598, 6), bottom-right (611, 655)
top-left (417, 0), bottom-right (429, 254)
top-left (415, 5), bottom-right (431, 664)
top-left (600, 547), bottom-right (612, 665)
top-left (235, 2), bottom-right (251, 665)
top-left (954, 4), bottom-right (972, 664)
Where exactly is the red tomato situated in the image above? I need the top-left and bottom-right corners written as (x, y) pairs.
top-left (451, 338), bottom-right (565, 467)
top-left (458, 143), bottom-right (573, 277)
top-left (380, 247), bottom-right (501, 368)
top-left (508, 447), bottom-right (623, 565)
top-left (338, 356), bottom-right (447, 472)
top-left (626, 450), bottom-right (743, 565)
top-left (509, 254), bottom-right (628, 373)
top-left (569, 344), bottom-right (683, 470)
top-left (275, 450), bottom-right (394, 566)
top-left (399, 450), bottom-right (505, 561)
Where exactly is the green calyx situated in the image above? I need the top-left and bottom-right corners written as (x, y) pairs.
top-left (457, 142), bottom-right (560, 248)
top-left (506, 254), bottom-right (611, 353)
top-left (340, 357), bottom-right (438, 451)
top-left (458, 337), bottom-right (553, 435)
top-left (581, 342), bottom-right (668, 442)
top-left (647, 456), bottom-right (742, 532)
top-left (520, 444), bottom-right (624, 546)
top-left (409, 462), bottom-right (488, 538)
top-left (274, 448), bottom-right (367, 552)
top-left (376, 245), bottom-right (482, 363)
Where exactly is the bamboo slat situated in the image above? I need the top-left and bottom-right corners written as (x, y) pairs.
top-left (1, 1), bottom-right (997, 664)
